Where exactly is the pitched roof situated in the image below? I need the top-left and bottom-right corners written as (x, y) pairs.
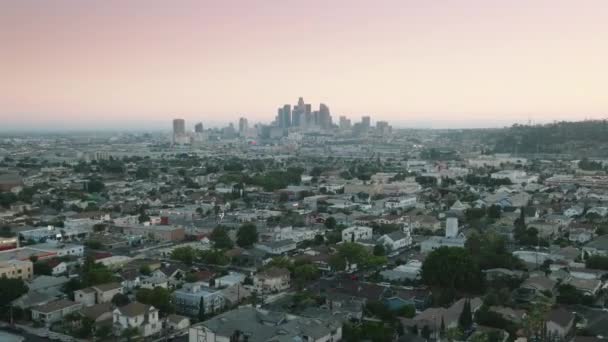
top-left (93, 282), bottom-right (122, 292)
top-left (117, 301), bottom-right (154, 317)
top-left (547, 308), bottom-right (574, 328)
top-left (33, 299), bottom-right (80, 314)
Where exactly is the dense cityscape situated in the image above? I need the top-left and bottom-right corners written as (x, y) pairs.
top-left (3, 1), bottom-right (608, 342)
top-left (1, 110), bottom-right (608, 342)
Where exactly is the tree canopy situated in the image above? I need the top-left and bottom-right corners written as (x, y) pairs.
top-left (236, 222), bottom-right (258, 248)
top-left (421, 247), bottom-right (483, 293)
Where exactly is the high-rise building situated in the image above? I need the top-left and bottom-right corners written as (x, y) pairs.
top-left (339, 116), bottom-right (352, 129)
top-left (318, 103), bottom-right (332, 129)
top-left (376, 121), bottom-right (391, 134)
top-left (361, 116), bottom-right (371, 129)
top-left (282, 104), bottom-right (292, 128)
top-left (194, 122), bottom-right (204, 133)
top-left (238, 117), bottom-right (248, 135)
top-left (173, 119), bottom-right (186, 135)
top-left (173, 118), bottom-right (189, 144)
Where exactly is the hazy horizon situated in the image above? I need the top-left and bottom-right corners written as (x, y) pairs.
top-left (2, 0), bottom-right (607, 130)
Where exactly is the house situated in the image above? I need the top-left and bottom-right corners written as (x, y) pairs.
top-left (401, 297), bottom-right (483, 336)
top-left (166, 314), bottom-right (190, 331)
top-left (188, 306), bottom-right (343, 342)
top-left (75, 282), bottom-right (123, 306)
top-left (0, 259), bottom-right (33, 280)
top-left (140, 275), bottom-right (169, 289)
top-left (583, 234), bottom-right (608, 257)
top-left (569, 227), bottom-right (595, 244)
top-left (119, 269), bottom-right (141, 291)
top-left (45, 259), bottom-right (68, 276)
top-left (380, 260), bottom-right (422, 282)
top-left (113, 301), bottom-right (162, 337)
top-left (254, 239), bottom-right (297, 255)
top-left (515, 276), bottom-right (556, 302)
top-left (214, 271), bottom-right (246, 288)
top-left (420, 236), bottom-right (466, 252)
top-left (31, 299), bottom-right (83, 326)
top-left (384, 196), bottom-right (417, 209)
top-left (341, 226), bottom-right (373, 243)
top-left (80, 302), bottom-right (113, 325)
top-left (253, 267), bottom-right (291, 293)
top-left (172, 282), bottom-right (225, 317)
top-left (546, 308), bottom-right (574, 340)
top-left (564, 206), bottom-right (585, 218)
top-left (377, 230), bottom-right (412, 251)
top-left (564, 278), bottom-right (602, 296)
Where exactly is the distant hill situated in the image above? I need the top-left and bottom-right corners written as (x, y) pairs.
top-left (491, 120), bottom-right (608, 156)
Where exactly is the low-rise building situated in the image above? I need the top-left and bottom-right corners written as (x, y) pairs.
top-left (113, 302), bottom-right (162, 337)
top-left (341, 226), bottom-right (373, 243)
top-left (188, 307), bottom-right (343, 342)
top-left (31, 299), bottom-right (82, 326)
top-left (253, 267), bottom-right (290, 293)
top-left (75, 282), bottom-right (123, 306)
top-left (254, 239), bottom-right (296, 255)
top-left (173, 282), bottom-right (225, 317)
top-left (0, 259), bottom-right (33, 280)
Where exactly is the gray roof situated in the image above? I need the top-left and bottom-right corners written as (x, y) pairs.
top-left (196, 307), bottom-right (341, 342)
top-left (585, 234), bottom-right (608, 251)
top-left (33, 299), bottom-right (80, 314)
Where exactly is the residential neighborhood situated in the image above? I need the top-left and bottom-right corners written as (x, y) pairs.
top-left (1, 121), bottom-right (608, 342)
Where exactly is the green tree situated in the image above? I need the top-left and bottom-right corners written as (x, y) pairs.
top-left (586, 255), bottom-right (608, 270)
top-left (236, 222), bottom-right (258, 248)
top-left (135, 167), bottom-right (150, 179)
top-left (95, 325), bottom-right (112, 340)
top-left (81, 256), bottom-right (115, 286)
top-left (121, 327), bottom-right (139, 342)
top-left (33, 261), bottom-right (53, 276)
top-left (210, 225), bottom-right (234, 249)
top-left (0, 277), bottom-right (28, 307)
top-left (170, 246), bottom-right (197, 265)
top-left (112, 293), bottom-right (130, 307)
top-left (373, 244), bottom-right (386, 256)
top-left (458, 299), bottom-right (473, 331)
top-left (324, 217), bottom-right (337, 229)
top-left (86, 179), bottom-right (105, 193)
top-left (136, 287), bottom-right (174, 315)
top-left (421, 247), bottom-right (483, 293)
top-left (139, 265), bottom-right (152, 276)
top-left (198, 296), bottom-right (205, 321)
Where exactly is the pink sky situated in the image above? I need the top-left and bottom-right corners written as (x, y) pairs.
top-left (1, 0), bottom-right (607, 130)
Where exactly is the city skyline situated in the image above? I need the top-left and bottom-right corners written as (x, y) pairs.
top-left (2, 0), bottom-right (608, 130)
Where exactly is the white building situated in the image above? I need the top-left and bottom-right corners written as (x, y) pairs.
top-left (341, 226), bottom-right (373, 243)
top-left (446, 217), bottom-right (459, 238)
top-left (384, 196), bottom-right (417, 209)
top-left (113, 302), bottom-right (162, 337)
top-left (377, 229), bottom-right (412, 251)
top-left (490, 170), bottom-right (537, 184)
top-left (253, 267), bottom-right (291, 294)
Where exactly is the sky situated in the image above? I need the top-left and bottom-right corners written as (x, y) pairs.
top-left (1, 0), bottom-right (607, 131)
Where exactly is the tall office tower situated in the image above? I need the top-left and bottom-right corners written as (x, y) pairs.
top-left (361, 116), bottom-right (371, 129)
top-left (238, 117), bottom-right (248, 135)
top-left (339, 116), bottom-right (352, 130)
top-left (194, 122), bottom-right (204, 133)
top-left (173, 118), bottom-right (189, 144)
top-left (319, 103), bottom-right (332, 129)
top-left (173, 119), bottom-right (186, 135)
top-left (292, 110), bottom-right (301, 127)
top-left (376, 121), bottom-right (392, 134)
top-left (276, 107), bottom-right (283, 126)
top-left (282, 104), bottom-right (292, 128)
